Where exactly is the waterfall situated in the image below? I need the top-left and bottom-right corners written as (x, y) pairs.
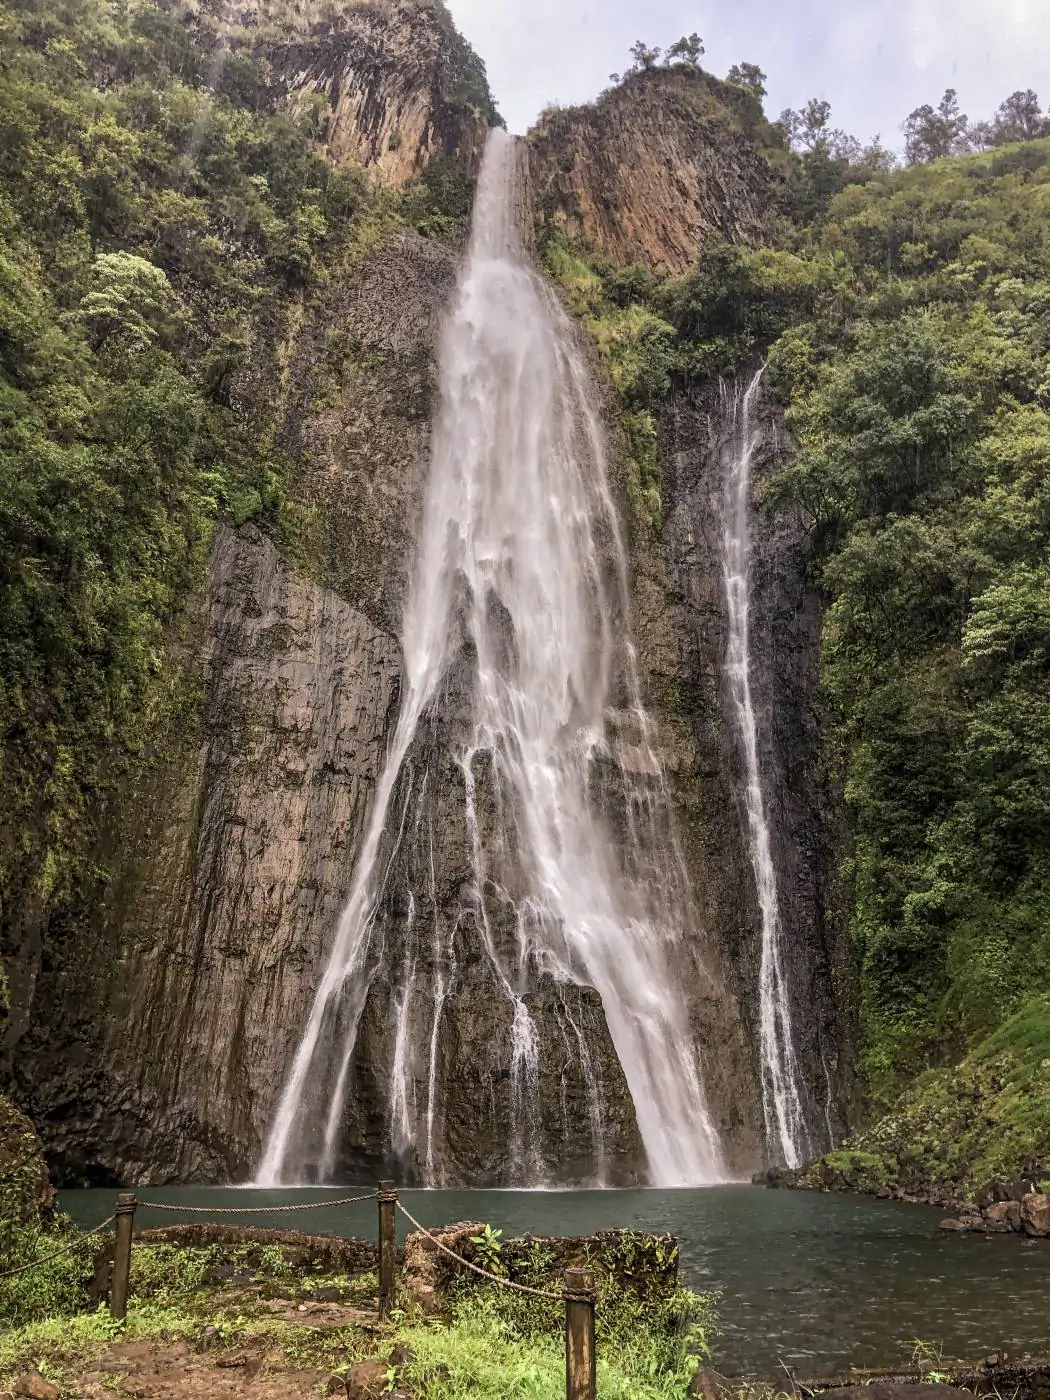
top-left (257, 128), bottom-right (724, 1188)
top-left (721, 371), bottom-right (808, 1169)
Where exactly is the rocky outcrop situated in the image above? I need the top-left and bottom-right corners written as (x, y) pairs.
top-left (228, 0), bottom-right (498, 185)
top-left (402, 1221), bottom-right (681, 1302)
top-left (529, 68), bottom-right (785, 273)
top-left (940, 1180), bottom-right (1050, 1237)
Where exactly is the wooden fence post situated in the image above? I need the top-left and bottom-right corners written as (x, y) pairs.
top-left (564, 1267), bottom-right (596, 1400)
top-left (377, 1181), bottom-right (397, 1320)
top-left (110, 1193), bottom-right (137, 1321)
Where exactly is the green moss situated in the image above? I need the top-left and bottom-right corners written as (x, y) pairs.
top-left (810, 995), bottom-right (1050, 1197)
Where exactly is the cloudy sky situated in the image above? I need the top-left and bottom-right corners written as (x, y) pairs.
top-left (446, 0), bottom-right (1050, 150)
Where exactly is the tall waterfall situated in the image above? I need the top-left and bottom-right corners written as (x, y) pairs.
top-left (721, 372), bottom-right (808, 1168)
top-left (258, 128), bottom-right (724, 1189)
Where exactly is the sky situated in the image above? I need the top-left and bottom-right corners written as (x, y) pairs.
top-left (445, 0), bottom-right (1050, 150)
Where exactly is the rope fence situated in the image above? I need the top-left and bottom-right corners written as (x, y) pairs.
top-left (135, 1191), bottom-right (378, 1214)
top-left (0, 1215), bottom-right (116, 1280)
top-left (393, 1196), bottom-right (562, 1301)
top-left (1, 1181), bottom-right (598, 1400)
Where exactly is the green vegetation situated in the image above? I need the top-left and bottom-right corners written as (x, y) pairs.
top-left (0, 1232), bottom-right (714, 1398)
top-left (803, 995), bottom-right (1050, 1198)
top-left (768, 144), bottom-right (1050, 1118)
top-left (0, 0), bottom-right (481, 929)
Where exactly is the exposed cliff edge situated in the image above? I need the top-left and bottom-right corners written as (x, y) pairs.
top-left (271, 0), bottom-right (498, 183)
top-left (193, 0), bottom-right (498, 184)
top-left (529, 67), bottom-right (786, 273)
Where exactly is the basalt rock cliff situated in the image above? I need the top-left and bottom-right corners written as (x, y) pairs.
top-left (3, 13), bottom-right (842, 1184)
top-left (529, 67), bottom-right (786, 273)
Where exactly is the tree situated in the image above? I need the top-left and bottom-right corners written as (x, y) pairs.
top-left (627, 40), bottom-right (661, 72)
top-left (903, 88), bottom-right (969, 163)
top-left (992, 89), bottom-right (1045, 143)
top-left (726, 62), bottom-right (767, 100)
top-left (778, 98), bottom-right (859, 160)
top-left (76, 251), bottom-right (178, 351)
top-left (780, 99), bottom-right (832, 151)
top-left (857, 135), bottom-right (899, 172)
top-left (966, 119), bottom-right (995, 153)
top-left (665, 33), bottom-right (704, 67)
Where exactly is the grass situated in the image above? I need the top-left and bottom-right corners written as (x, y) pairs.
top-left (399, 1301), bottom-right (699, 1400)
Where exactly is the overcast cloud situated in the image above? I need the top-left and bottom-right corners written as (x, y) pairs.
top-left (446, 0), bottom-right (1050, 150)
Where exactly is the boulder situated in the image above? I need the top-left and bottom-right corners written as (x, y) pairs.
top-left (12, 1375), bottom-right (60, 1400)
top-left (984, 1200), bottom-right (1022, 1232)
top-left (344, 1359), bottom-right (391, 1400)
top-left (402, 1220), bottom-right (486, 1309)
top-left (1020, 1191), bottom-right (1050, 1238)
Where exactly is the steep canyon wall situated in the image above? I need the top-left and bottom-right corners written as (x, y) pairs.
top-left (4, 18), bottom-right (844, 1183)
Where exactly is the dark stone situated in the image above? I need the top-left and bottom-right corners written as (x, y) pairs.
top-left (689, 1371), bottom-right (726, 1400)
top-left (12, 1373), bottom-right (61, 1400)
top-left (657, 372), bottom-right (851, 1162)
top-left (344, 1359), bottom-right (391, 1400)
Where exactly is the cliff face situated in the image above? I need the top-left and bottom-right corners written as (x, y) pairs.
top-left (529, 68), bottom-right (785, 273)
top-left (528, 71), bottom-right (849, 1156)
top-left (5, 16), bottom-right (839, 1185)
top-left (2, 0), bottom-right (493, 1183)
top-left (273, 0), bottom-right (497, 184)
top-left (657, 379), bottom-right (849, 1148)
top-left (8, 224), bottom-right (457, 1182)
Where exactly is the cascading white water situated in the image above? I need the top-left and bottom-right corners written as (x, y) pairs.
top-left (258, 128), bottom-right (723, 1188)
top-left (721, 371), bottom-right (808, 1169)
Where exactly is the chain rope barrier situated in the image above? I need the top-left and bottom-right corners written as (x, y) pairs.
top-left (135, 1191), bottom-right (378, 1215)
top-left (0, 1215), bottom-right (116, 1281)
top-left (394, 1198), bottom-right (563, 1301)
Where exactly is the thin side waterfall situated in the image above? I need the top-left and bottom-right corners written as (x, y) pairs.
top-left (257, 128), bottom-right (724, 1188)
top-left (721, 371), bottom-right (808, 1169)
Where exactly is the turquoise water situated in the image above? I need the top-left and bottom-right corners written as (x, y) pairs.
top-left (60, 1185), bottom-right (1050, 1377)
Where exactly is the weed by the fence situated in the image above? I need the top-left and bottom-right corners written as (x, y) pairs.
top-left (399, 1295), bottom-right (707, 1400)
top-left (0, 1218), bottom-right (96, 1326)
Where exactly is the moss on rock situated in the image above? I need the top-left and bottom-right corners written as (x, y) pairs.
top-left (796, 994), bottom-right (1050, 1203)
top-left (0, 1095), bottom-right (53, 1235)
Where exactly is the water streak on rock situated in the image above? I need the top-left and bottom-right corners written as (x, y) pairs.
top-left (721, 372), bottom-right (808, 1167)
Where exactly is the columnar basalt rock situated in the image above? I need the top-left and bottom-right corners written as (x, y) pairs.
top-left (529, 68), bottom-right (785, 273)
top-left (656, 377), bottom-right (849, 1150)
top-left (274, 0), bottom-right (493, 185)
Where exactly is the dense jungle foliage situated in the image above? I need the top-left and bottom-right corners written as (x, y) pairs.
top-left (544, 114), bottom-right (1050, 1176)
top-left (0, 0), bottom-right (482, 944)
